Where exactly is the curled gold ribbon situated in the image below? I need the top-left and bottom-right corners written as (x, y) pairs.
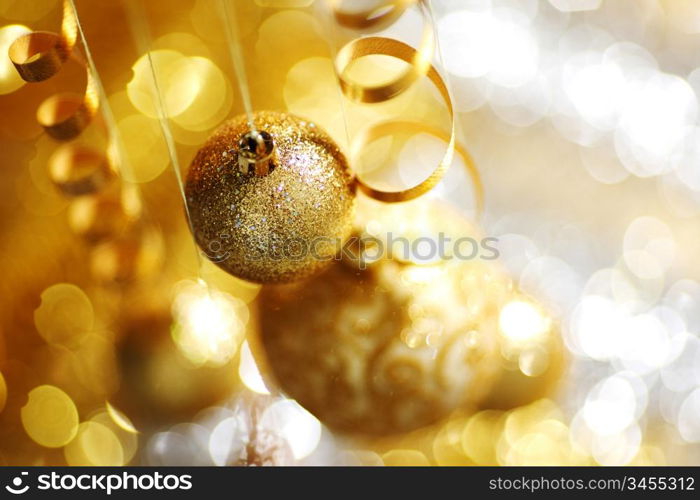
top-left (339, 37), bottom-right (481, 207)
top-left (8, 0), bottom-right (77, 82)
top-left (49, 143), bottom-right (114, 197)
top-left (8, 0), bottom-right (153, 282)
top-left (351, 119), bottom-right (483, 211)
top-left (335, 32), bottom-right (434, 104)
top-left (333, 0), bottom-right (432, 103)
top-left (8, 0), bottom-right (98, 141)
top-left (37, 71), bottom-right (99, 141)
top-left (334, 5), bottom-right (434, 104)
top-left (333, 1), bottom-right (483, 209)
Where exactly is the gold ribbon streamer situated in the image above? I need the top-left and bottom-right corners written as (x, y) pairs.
top-left (332, 1), bottom-right (483, 209)
top-left (8, 0), bottom-right (77, 82)
top-left (338, 36), bottom-right (482, 209)
top-left (49, 143), bottom-right (115, 197)
top-left (7, 0), bottom-right (154, 282)
top-left (8, 0), bottom-right (99, 141)
top-left (352, 119), bottom-right (483, 210)
top-left (334, 17), bottom-right (433, 103)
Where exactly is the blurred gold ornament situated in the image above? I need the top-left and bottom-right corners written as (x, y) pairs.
top-left (112, 310), bottom-right (240, 428)
top-left (256, 201), bottom-right (503, 436)
top-left (186, 111), bottom-right (356, 284)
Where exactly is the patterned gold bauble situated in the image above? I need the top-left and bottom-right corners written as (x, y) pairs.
top-left (185, 111), bottom-right (356, 284)
top-left (255, 200), bottom-right (504, 436)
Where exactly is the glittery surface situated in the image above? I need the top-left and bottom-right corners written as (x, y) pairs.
top-left (185, 111), bottom-right (356, 284)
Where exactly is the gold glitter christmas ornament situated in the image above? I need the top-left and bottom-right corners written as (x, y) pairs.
top-left (255, 201), bottom-right (505, 436)
top-left (186, 111), bottom-right (356, 284)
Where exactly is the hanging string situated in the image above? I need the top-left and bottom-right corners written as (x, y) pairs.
top-left (217, 0), bottom-right (257, 132)
top-left (66, 0), bottom-right (141, 196)
top-left (319, 2), bottom-right (354, 157)
top-left (123, 0), bottom-right (203, 271)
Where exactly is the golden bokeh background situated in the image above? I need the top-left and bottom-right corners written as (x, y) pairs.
top-left (0, 0), bottom-right (699, 466)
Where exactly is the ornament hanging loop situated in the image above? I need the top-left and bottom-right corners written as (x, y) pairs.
top-left (237, 130), bottom-right (276, 177)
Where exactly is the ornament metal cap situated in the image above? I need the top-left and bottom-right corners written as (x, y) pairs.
top-left (237, 130), bottom-right (275, 177)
